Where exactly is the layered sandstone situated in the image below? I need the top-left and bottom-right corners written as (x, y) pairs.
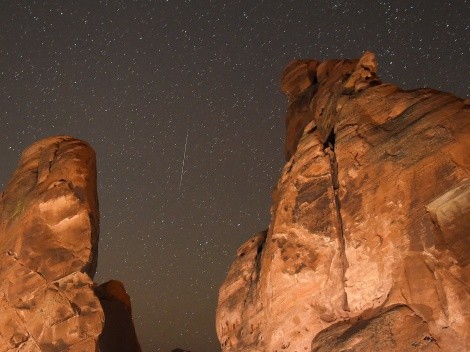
top-left (0, 136), bottom-right (140, 351)
top-left (217, 52), bottom-right (470, 351)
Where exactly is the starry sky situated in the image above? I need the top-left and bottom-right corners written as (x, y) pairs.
top-left (0, 1), bottom-right (468, 351)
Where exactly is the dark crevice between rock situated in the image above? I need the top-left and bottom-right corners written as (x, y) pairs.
top-left (244, 230), bottom-right (267, 310)
top-left (324, 130), bottom-right (350, 312)
top-left (323, 129), bottom-right (336, 152)
top-left (254, 230), bottom-right (267, 277)
top-left (49, 142), bottom-right (61, 173)
top-left (36, 142), bottom-right (60, 185)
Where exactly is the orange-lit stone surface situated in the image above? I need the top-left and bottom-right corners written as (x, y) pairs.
top-left (216, 52), bottom-right (470, 352)
top-left (0, 136), bottom-right (140, 351)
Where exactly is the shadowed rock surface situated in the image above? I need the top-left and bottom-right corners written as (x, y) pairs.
top-left (216, 52), bottom-right (470, 351)
top-left (96, 280), bottom-right (142, 352)
top-left (0, 136), bottom-right (140, 351)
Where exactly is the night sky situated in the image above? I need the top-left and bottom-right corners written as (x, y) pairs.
top-left (1, 1), bottom-right (468, 351)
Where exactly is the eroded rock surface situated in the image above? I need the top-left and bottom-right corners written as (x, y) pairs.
top-left (217, 52), bottom-right (470, 351)
top-left (0, 136), bottom-right (140, 351)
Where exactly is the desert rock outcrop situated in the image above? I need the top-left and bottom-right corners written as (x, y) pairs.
top-left (216, 52), bottom-right (470, 351)
top-left (0, 136), bottom-right (140, 351)
top-left (96, 280), bottom-right (142, 352)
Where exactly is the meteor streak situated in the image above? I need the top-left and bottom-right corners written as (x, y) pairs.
top-left (179, 128), bottom-right (189, 191)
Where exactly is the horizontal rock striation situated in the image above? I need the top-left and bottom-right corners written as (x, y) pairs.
top-left (216, 52), bottom-right (470, 351)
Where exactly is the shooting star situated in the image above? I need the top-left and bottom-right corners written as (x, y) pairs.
top-left (179, 128), bottom-right (189, 191)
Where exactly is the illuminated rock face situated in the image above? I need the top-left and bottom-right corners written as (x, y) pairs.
top-left (216, 52), bottom-right (470, 352)
top-left (0, 136), bottom-right (140, 352)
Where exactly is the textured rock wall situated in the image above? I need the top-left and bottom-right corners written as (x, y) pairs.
top-left (0, 136), bottom-right (140, 352)
top-left (216, 52), bottom-right (470, 351)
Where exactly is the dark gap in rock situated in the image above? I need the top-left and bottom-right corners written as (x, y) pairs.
top-left (324, 129), bottom-right (336, 151)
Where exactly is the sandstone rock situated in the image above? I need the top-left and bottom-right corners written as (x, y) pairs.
top-left (1, 136), bottom-right (99, 280)
top-left (281, 60), bottom-right (319, 100)
top-left (0, 136), bottom-right (140, 351)
top-left (216, 232), bottom-right (267, 350)
top-left (0, 136), bottom-right (102, 351)
top-left (96, 280), bottom-right (142, 352)
top-left (283, 51), bottom-right (381, 161)
top-left (216, 52), bottom-right (470, 351)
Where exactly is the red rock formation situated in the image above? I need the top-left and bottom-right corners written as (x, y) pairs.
top-left (96, 280), bottom-right (142, 352)
top-left (0, 136), bottom-right (140, 351)
top-left (216, 52), bottom-right (470, 351)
